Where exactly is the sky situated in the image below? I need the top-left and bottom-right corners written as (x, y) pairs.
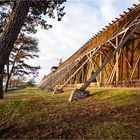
top-left (31, 0), bottom-right (139, 83)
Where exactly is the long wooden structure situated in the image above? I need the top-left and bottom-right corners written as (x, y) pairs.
top-left (39, 3), bottom-right (140, 91)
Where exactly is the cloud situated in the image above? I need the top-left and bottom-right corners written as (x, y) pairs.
top-left (33, 0), bottom-right (139, 83)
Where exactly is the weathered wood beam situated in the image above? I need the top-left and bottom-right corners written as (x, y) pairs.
top-left (109, 40), bottom-right (116, 49)
top-left (129, 55), bottom-right (140, 80)
top-left (116, 36), bottom-right (119, 82)
top-left (99, 49), bottom-right (103, 85)
top-left (122, 51), bottom-right (132, 69)
top-left (88, 55), bottom-right (99, 83)
top-left (107, 51), bottom-right (122, 83)
top-left (102, 50), bottom-right (113, 68)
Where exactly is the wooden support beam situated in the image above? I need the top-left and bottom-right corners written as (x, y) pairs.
top-left (102, 50), bottom-right (113, 68)
top-left (122, 51), bottom-right (132, 69)
top-left (88, 55), bottom-right (99, 83)
top-left (107, 51), bottom-right (122, 83)
top-left (99, 49), bottom-right (103, 86)
top-left (129, 55), bottom-right (140, 80)
top-left (116, 36), bottom-right (119, 82)
top-left (109, 40), bottom-right (116, 49)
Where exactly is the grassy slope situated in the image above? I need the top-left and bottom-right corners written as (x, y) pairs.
top-left (0, 88), bottom-right (140, 139)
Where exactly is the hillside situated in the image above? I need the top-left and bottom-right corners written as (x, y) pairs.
top-left (0, 88), bottom-right (140, 139)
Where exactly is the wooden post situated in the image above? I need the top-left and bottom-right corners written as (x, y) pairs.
top-left (116, 36), bottom-right (119, 83)
top-left (126, 46), bottom-right (129, 80)
top-left (99, 49), bottom-right (103, 86)
top-left (129, 55), bottom-right (140, 80)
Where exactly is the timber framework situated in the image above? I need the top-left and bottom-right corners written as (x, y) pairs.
top-left (39, 3), bottom-right (140, 92)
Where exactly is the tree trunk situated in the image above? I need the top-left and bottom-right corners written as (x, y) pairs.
top-left (0, 1), bottom-right (31, 98)
top-left (5, 47), bottom-right (22, 92)
top-left (4, 60), bottom-right (10, 93)
top-left (0, 66), bottom-right (4, 99)
top-left (4, 77), bottom-right (10, 93)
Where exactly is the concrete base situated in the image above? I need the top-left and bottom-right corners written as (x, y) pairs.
top-left (44, 88), bottom-right (54, 92)
top-left (69, 89), bottom-right (90, 102)
top-left (53, 88), bottom-right (64, 94)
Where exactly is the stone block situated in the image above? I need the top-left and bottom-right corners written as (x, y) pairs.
top-left (69, 89), bottom-right (90, 102)
top-left (53, 88), bottom-right (64, 94)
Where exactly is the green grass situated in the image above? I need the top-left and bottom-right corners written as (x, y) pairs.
top-left (91, 122), bottom-right (137, 139)
top-left (0, 88), bottom-right (140, 139)
top-left (89, 89), bottom-right (140, 106)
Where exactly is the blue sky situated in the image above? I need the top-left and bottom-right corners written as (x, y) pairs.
top-left (31, 0), bottom-right (139, 83)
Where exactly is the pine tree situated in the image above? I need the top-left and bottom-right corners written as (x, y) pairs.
top-left (4, 35), bottom-right (40, 92)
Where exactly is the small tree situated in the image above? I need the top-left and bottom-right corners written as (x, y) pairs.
top-left (8, 76), bottom-right (27, 88)
top-left (4, 35), bottom-right (40, 92)
top-left (26, 79), bottom-right (35, 88)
